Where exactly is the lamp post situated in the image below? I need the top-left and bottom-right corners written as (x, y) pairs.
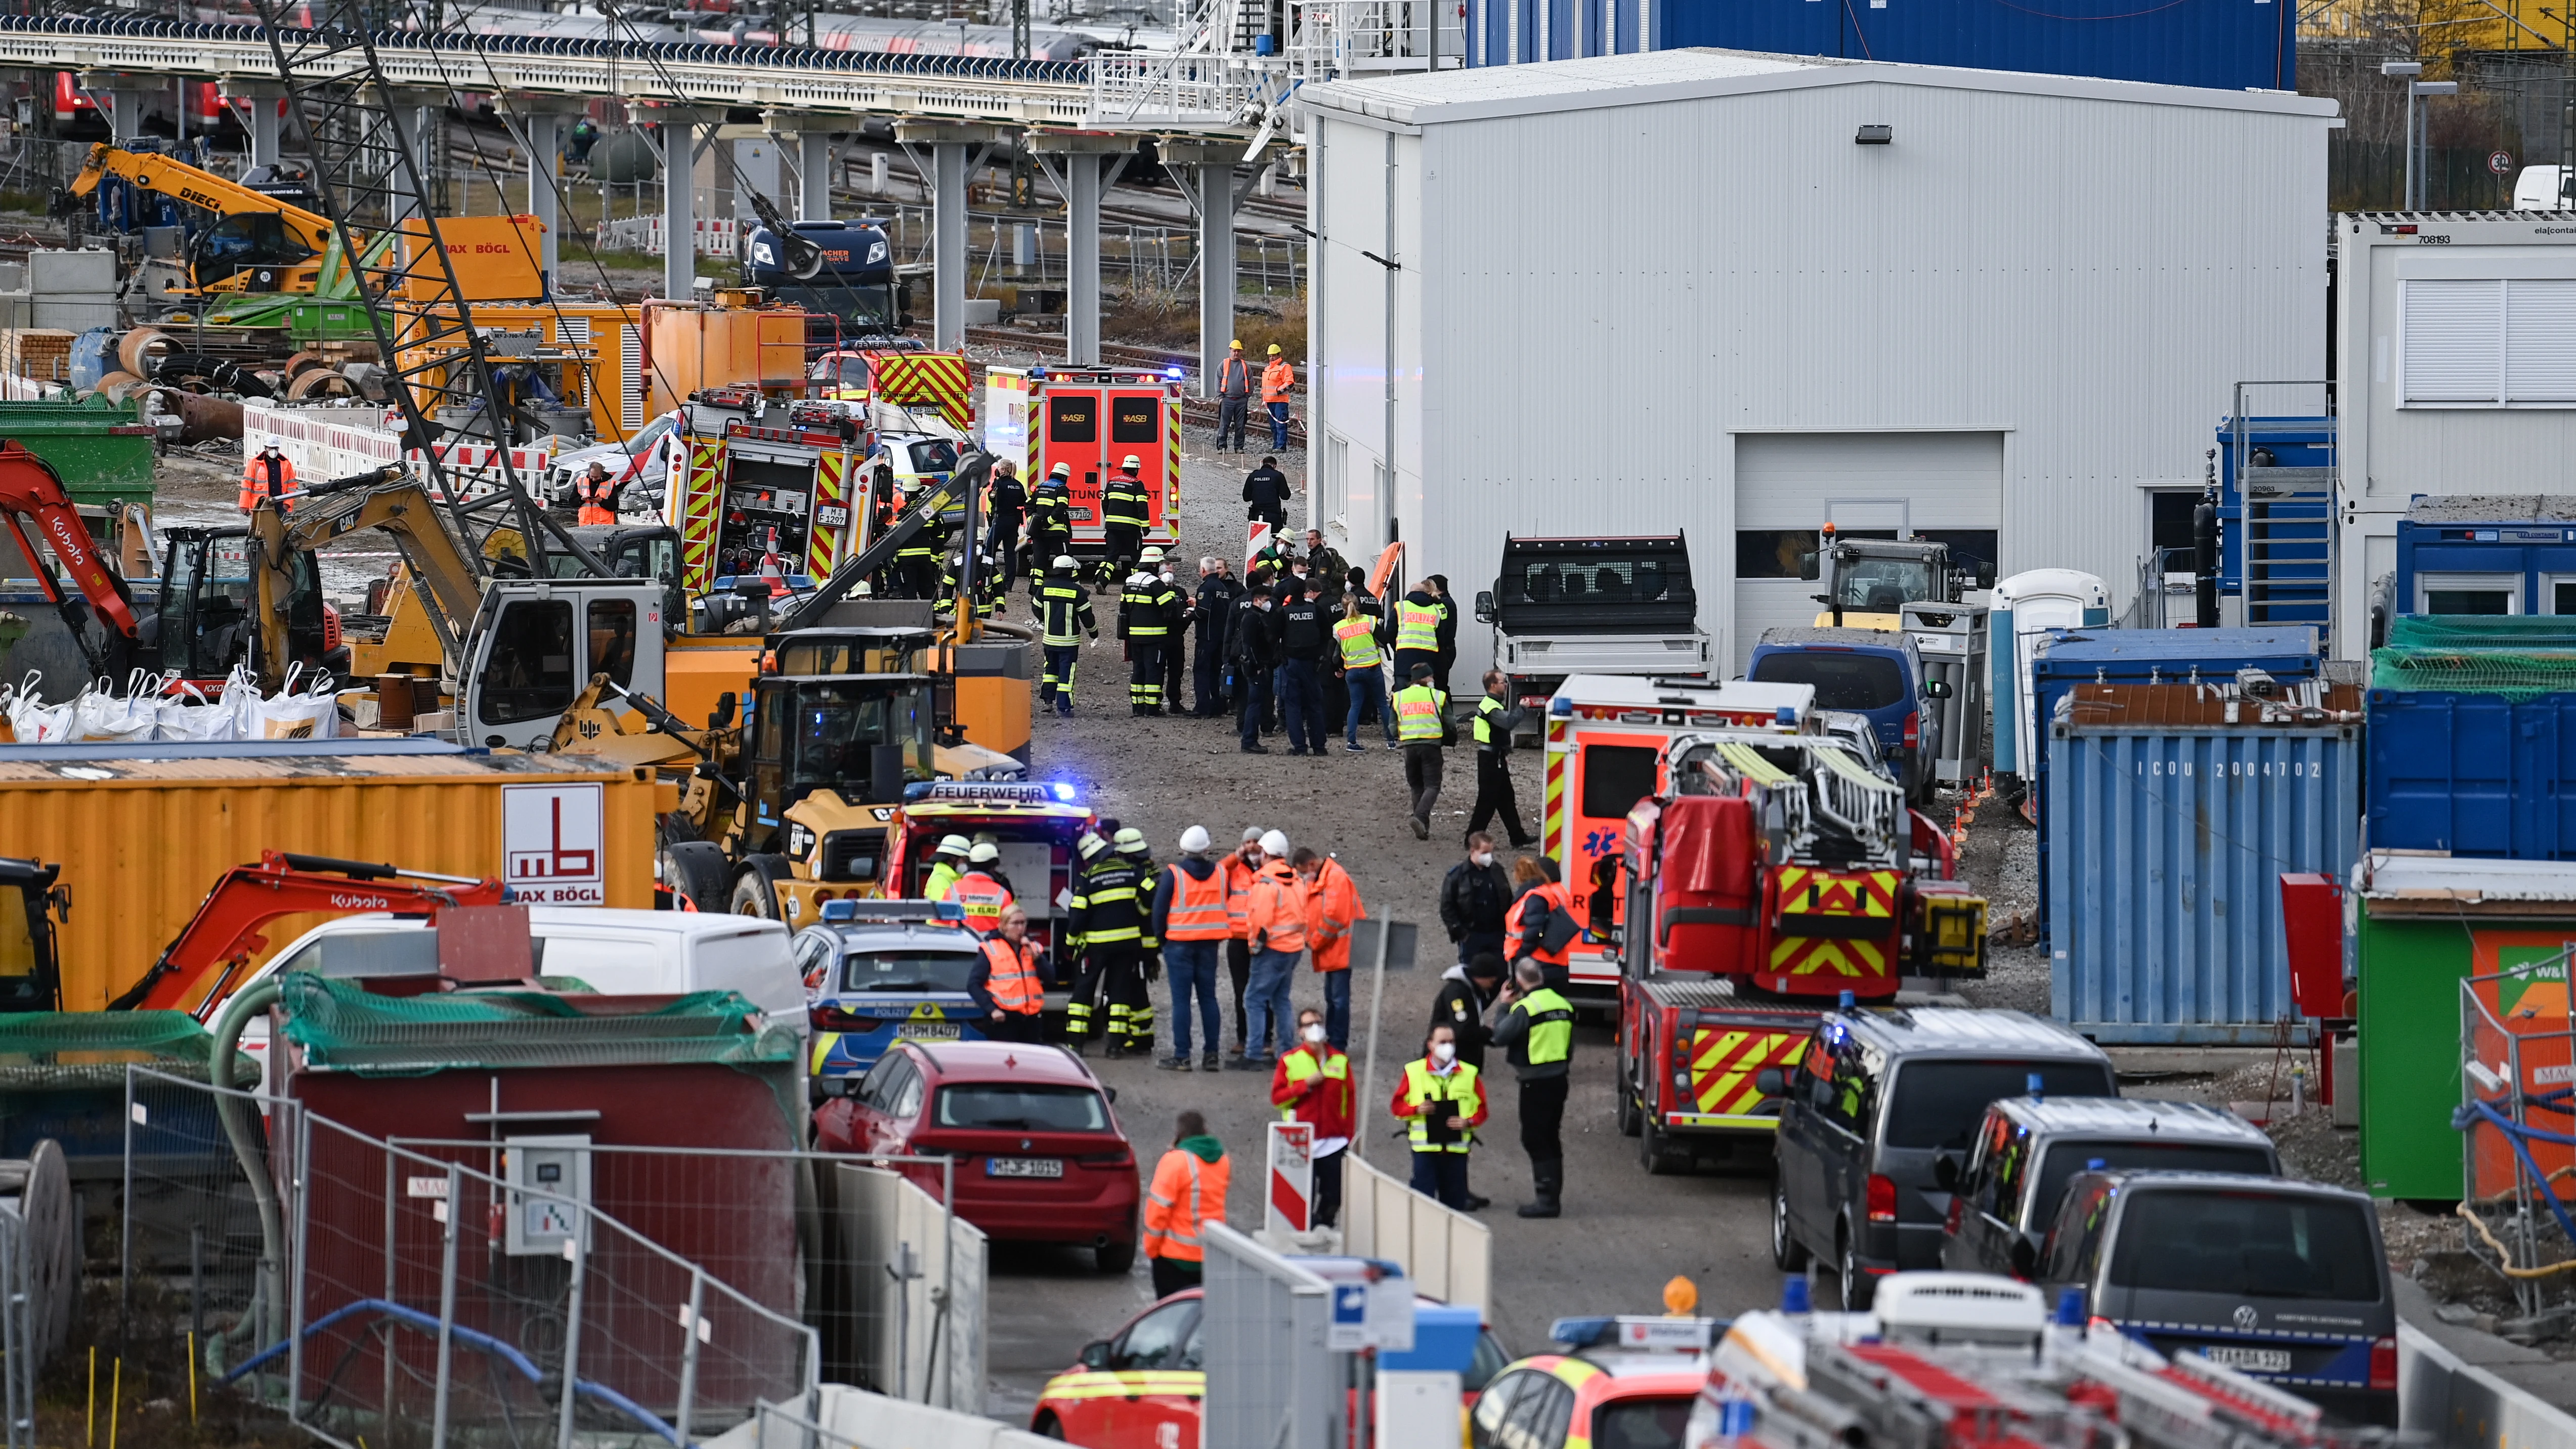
top-left (2383, 60), bottom-right (2461, 210)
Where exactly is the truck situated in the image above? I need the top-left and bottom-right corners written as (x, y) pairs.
top-left (1606, 729), bottom-right (1986, 1172)
top-left (1798, 525), bottom-right (1992, 630)
top-left (1538, 675), bottom-right (1817, 1008)
top-left (1474, 534), bottom-right (1710, 728)
top-left (663, 389), bottom-right (872, 605)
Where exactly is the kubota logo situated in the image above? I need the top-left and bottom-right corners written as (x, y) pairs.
top-left (327, 893), bottom-right (396, 910)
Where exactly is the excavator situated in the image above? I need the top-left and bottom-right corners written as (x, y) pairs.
top-left (66, 143), bottom-right (545, 302)
top-left (0, 442), bottom-right (146, 681)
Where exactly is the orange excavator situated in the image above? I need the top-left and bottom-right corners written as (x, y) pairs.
top-left (0, 442), bottom-right (143, 679)
top-left (107, 850), bottom-right (506, 1017)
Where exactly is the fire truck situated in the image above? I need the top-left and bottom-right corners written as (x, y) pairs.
top-left (985, 365), bottom-right (1183, 564)
top-left (1607, 729), bottom-right (1986, 1172)
top-left (664, 389), bottom-right (871, 602)
top-left (1542, 674), bottom-right (1819, 1006)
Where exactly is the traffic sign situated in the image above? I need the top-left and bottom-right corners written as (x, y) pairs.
top-left (2492, 150), bottom-right (2516, 176)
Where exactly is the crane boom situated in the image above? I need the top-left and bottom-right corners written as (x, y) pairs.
top-left (0, 441), bottom-right (141, 678)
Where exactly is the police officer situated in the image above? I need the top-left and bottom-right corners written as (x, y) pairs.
top-left (1467, 671), bottom-right (1533, 847)
top-left (984, 458), bottom-right (1027, 592)
top-left (1391, 580), bottom-right (1445, 697)
top-left (1485, 959), bottom-right (1574, 1218)
top-left (1119, 547), bottom-right (1179, 715)
top-left (1026, 463), bottom-right (1074, 591)
top-left (1392, 664), bottom-right (1450, 840)
top-left (1067, 832), bottom-right (1156, 1057)
top-left (1038, 554), bottom-right (1098, 716)
top-left (1101, 455), bottom-right (1151, 579)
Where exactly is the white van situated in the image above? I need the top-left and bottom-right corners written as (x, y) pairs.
top-left (2515, 165), bottom-right (2571, 211)
top-left (222, 910), bottom-right (803, 1093)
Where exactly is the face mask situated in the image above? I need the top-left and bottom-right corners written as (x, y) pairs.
top-left (1303, 1024), bottom-right (1327, 1045)
top-left (1431, 1042), bottom-right (1456, 1065)
top-left (1472, 852), bottom-right (1493, 868)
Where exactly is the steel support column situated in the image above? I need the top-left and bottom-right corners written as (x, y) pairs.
top-left (1195, 162), bottom-right (1235, 399)
top-left (522, 112), bottom-right (561, 286)
top-left (1066, 152), bottom-right (1101, 365)
top-left (108, 88), bottom-right (142, 143)
top-left (664, 117), bottom-right (701, 301)
top-left (250, 100), bottom-right (279, 165)
top-left (933, 140), bottom-right (966, 350)
top-left (799, 132), bottom-right (834, 218)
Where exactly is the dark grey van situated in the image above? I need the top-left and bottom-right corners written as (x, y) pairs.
top-left (1940, 1097), bottom-right (2279, 1278)
top-left (1762, 1007), bottom-right (2115, 1310)
top-left (2036, 1170), bottom-right (2397, 1426)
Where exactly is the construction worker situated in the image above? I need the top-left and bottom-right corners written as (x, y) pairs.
top-left (1261, 344), bottom-right (1295, 451)
top-left (1151, 825), bottom-right (1230, 1072)
top-left (954, 842), bottom-right (1015, 935)
top-left (1235, 828), bottom-right (1306, 1069)
top-left (1067, 832), bottom-right (1155, 1057)
top-left (1394, 663), bottom-right (1450, 841)
top-left (1037, 555), bottom-right (1097, 716)
top-left (1503, 855), bottom-right (1579, 992)
top-left (922, 835), bottom-right (972, 902)
top-left (1391, 1021), bottom-right (1485, 1210)
top-left (571, 460), bottom-right (618, 525)
top-left (1026, 463), bottom-right (1074, 589)
top-left (1141, 1111), bottom-right (1229, 1298)
top-left (1391, 578), bottom-right (1445, 699)
top-left (1215, 339), bottom-right (1254, 452)
top-left (1221, 827), bottom-right (1265, 1055)
top-left (983, 457), bottom-right (1026, 592)
top-left (1101, 455), bottom-right (1151, 579)
top-left (1118, 547), bottom-right (1178, 715)
top-left (238, 440), bottom-right (295, 514)
top-left (1294, 847), bottom-right (1364, 1049)
top-left (1468, 671), bottom-right (1534, 848)
top-left (969, 904), bottom-right (1047, 1044)
top-left (1487, 958), bottom-right (1575, 1218)
top-left (1334, 593), bottom-right (1394, 753)
top-left (1270, 1005), bottom-right (1352, 1228)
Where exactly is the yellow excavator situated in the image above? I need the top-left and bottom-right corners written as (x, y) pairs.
top-left (67, 143), bottom-right (545, 301)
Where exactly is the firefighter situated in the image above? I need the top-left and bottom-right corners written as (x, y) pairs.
top-left (893, 480), bottom-right (948, 600)
top-left (1037, 554), bottom-right (1097, 716)
top-left (1261, 344), bottom-right (1295, 451)
top-left (1503, 856), bottom-right (1580, 993)
top-left (1118, 547), bottom-right (1178, 715)
top-left (1112, 826), bottom-right (1159, 1051)
top-left (1101, 455), bottom-right (1151, 579)
top-left (238, 440), bottom-right (296, 514)
top-left (969, 905), bottom-right (1047, 1044)
top-left (936, 547), bottom-right (1002, 622)
top-left (984, 457), bottom-right (1026, 593)
top-left (1486, 958), bottom-right (1574, 1218)
top-left (1468, 671), bottom-right (1534, 848)
top-left (1026, 463), bottom-right (1074, 591)
top-left (574, 460), bottom-right (618, 526)
top-left (1066, 832), bottom-right (1156, 1058)
top-left (1215, 339), bottom-right (1254, 452)
top-left (954, 842), bottom-right (1015, 935)
top-left (1390, 1021), bottom-right (1485, 1210)
top-left (922, 835), bottom-right (972, 902)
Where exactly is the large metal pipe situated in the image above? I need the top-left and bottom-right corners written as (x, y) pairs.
top-left (2194, 497), bottom-right (2219, 629)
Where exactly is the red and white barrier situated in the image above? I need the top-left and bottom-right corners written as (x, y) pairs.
top-left (1267, 1121), bottom-right (1314, 1234)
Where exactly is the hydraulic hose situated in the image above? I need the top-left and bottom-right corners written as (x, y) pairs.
top-left (209, 976), bottom-right (287, 1354)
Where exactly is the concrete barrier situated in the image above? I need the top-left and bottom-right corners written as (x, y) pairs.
top-left (705, 1385), bottom-right (1059, 1449)
top-left (2401, 1323), bottom-right (2576, 1449)
top-left (1340, 1154), bottom-right (1490, 1309)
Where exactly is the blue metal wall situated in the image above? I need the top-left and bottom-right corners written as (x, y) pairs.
top-left (1463, 0), bottom-right (2295, 92)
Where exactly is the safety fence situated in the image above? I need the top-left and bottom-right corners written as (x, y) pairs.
top-left (708, 1384), bottom-right (1058, 1449)
top-left (1338, 1155), bottom-right (1488, 1311)
top-left (2456, 953), bottom-right (2576, 1327)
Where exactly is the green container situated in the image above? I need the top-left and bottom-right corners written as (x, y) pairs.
top-left (2355, 855), bottom-right (2576, 1200)
top-left (0, 396), bottom-right (155, 506)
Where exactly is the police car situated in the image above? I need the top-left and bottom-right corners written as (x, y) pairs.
top-left (797, 899), bottom-right (996, 1096)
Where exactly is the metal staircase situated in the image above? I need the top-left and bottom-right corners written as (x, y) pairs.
top-left (2217, 385), bottom-right (2336, 643)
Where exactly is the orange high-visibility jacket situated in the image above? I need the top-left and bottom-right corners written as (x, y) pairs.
top-left (1141, 1145), bottom-right (1229, 1263)
top-left (1244, 860), bottom-right (1310, 956)
top-left (1261, 359), bottom-right (1294, 404)
top-left (1303, 858), bottom-right (1365, 972)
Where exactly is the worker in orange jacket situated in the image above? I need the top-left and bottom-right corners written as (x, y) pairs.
top-left (574, 461), bottom-right (618, 525)
top-left (1219, 828), bottom-right (1266, 1056)
top-left (1215, 339), bottom-right (1254, 453)
top-left (1295, 847), bottom-right (1365, 1048)
top-left (1504, 855), bottom-right (1580, 993)
top-left (1234, 829), bottom-right (1307, 1068)
top-left (1141, 1110), bottom-right (1229, 1298)
top-left (1260, 344), bottom-right (1295, 451)
top-left (239, 441), bottom-right (295, 514)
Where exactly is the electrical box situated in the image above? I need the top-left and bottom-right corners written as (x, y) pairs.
top-left (502, 1134), bottom-right (592, 1257)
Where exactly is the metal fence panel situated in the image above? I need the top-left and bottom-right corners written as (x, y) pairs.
top-left (1339, 1156), bottom-right (1488, 1311)
top-left (1201, 1221), bottom-right (1332, 1449)
top-left (824, 1162), bottom-right (984, 1413)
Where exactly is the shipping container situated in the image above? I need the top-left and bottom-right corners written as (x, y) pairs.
top-left (2046, 687), bottom-right (2360, 1044)
top-left (2351, 852), bottom-right (2576, 1199)
top-left (2031, 627), bottom-right (2322, 932)
top-left (0, 741), bottom-right (658, 1010)
top-left (2367, 671), bottom-right (2576, 859)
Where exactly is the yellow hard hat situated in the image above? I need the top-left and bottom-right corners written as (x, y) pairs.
top-left (1267, 344), bottom-right (1282, 355)
top-left (1229, 339), bottom-right (1243, 350)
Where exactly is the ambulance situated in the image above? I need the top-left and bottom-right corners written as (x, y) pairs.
top-left (1540, 674), bottom-right (1816, 1004)
top-left (985, 365), bottom-right (1183, 564)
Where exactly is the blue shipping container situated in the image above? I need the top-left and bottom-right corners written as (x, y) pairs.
top-left (2031, 627), bottom-right (2321, 933)
top-left (2047, 718), bottom-right (2359, 1044)
top-left (2367, 689), bottom-right (2576, 858)
top-left (1463, 0), bottom-right (2294, 91)
top-left (2391, 500), bottom-right (2576, 620)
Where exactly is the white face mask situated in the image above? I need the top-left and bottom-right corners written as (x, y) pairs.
top-left (1431, 1042), bottom-right (1456, 1065)
top-left (1303, 1024), bottom-right (1327, 1044)
top-left (1472, 852), bottom-right (1493, 868)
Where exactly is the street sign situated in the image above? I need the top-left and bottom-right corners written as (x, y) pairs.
top-left (1325, 1277), bottom-right (1416, 1353)
top-left (2491, 150), bottom-right (2516, 176)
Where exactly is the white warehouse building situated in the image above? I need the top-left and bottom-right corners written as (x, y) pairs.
top-left (1296, 50), bottom-right (2338, 679)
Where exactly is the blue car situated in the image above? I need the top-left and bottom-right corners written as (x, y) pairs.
top-left (795, 901), bottom-right (999, 1098)
top-left (1747, 626), bottom-right (1948, 802)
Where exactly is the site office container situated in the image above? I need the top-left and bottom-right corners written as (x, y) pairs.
top-left (2367, 685), bottom-right (2576, 858)
top-left (2029, 627), bottom-right (2321, 934)
top-left (0, 743), bottom-right (658, 1011)
top-left (2045, 684), bottom-right (2360, 1045)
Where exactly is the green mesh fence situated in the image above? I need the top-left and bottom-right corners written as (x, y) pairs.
top-left (0, 1010), bottom-right (252, 1090)
top-left (2387, 616), bottom-right (2576, 651)
top-left (2371, 647), bottom-right (2576, 699)
top-left (277, 973), bottom-right (801, 1076)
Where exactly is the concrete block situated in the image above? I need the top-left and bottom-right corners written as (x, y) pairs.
top-left (26, 248), bottom-right (114, 295)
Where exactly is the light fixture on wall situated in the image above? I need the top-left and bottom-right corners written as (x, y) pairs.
top-left (1855, 124), bottom-right (1893, 145)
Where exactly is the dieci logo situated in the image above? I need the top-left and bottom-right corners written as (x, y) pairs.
top-left (502, 783), bottom-right (606, 904)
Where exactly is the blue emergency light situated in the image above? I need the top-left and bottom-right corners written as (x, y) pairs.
top-left (1050, 781), bottom-right (1079, 802)
top-left (1550, 697), bottom-right (1573, 717)
top-left (1165, 366), bottom-right (1184, 380)
top-left (1548, 1316), bottom-right (1720, 1352)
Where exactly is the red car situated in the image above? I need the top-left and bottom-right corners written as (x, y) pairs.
top-left (813, 1040), bottom-right (1140, 1271)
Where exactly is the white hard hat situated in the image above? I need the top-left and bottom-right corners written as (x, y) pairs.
top-left (1140, 547), bottom-right (1164, 565)
top-left (1179, 825), bottom-right (1211, 853)
top-left (1259, 829), bottom-right (1290, 859)
top-left (968, 841), bottom-right (1000, 864)
top-left (1121, 454), bottom-right (1142, 471)
top-left (1053, 555), bottom-right (1078, 571)
top-left (936, 834), bottom-right (970, 858)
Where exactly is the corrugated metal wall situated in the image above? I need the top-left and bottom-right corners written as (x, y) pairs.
top-left (1306, 63), bottom-right (2328, 683)
top-left (2045, 722), bottom-right (2359, 1043)
top-left (1461, 0), bottom-right (2295, 90)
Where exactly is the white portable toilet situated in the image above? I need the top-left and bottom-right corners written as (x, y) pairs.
top-left (1988, 569), bottom-right (2110, 786)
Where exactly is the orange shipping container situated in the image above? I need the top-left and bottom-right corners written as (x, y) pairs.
top-left (645, 296), bottom-right (810, 417)
top-left (398, 215), bottom-right (549, 303)
top-left (0, 748), bottom-right (657, 1011)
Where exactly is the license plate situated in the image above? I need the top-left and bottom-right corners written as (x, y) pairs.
top-left (986, 1157), bottom-right (1062, 1178)
top-left (2200, 1345), bottom-right (2291, 1374)
top-left (815, 505), bottom-right (850, 527)
top-left (897, 1022), bottom-right (962, 1040)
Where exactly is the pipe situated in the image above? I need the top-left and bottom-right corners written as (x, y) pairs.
top-left (209, 976), bottom-right (286, 1352)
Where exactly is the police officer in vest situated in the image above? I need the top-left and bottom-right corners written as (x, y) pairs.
top-left (969, 905), bottom-right (1047, 1043)
top-left (1467, 671), bottom-right (1534, 848)
top-left (1101, 455), bottom-right (1152, 580)
top-left (1392, 663), bottom-right (1450, 840)
top-left (1486, 958), bottom-right (1575, 1218)
top-left (1026, 464), bottom-right (1074, 591)
top-left (1038, 554), bottom-right (1098, 716)
top-left (1391, 580), bottom-right (1446, 696)
top-left (1118, 547), bottom-right (1180, 715)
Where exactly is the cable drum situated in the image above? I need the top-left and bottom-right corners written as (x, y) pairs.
top-left (0, 1139), bottom-right (82, 1370)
